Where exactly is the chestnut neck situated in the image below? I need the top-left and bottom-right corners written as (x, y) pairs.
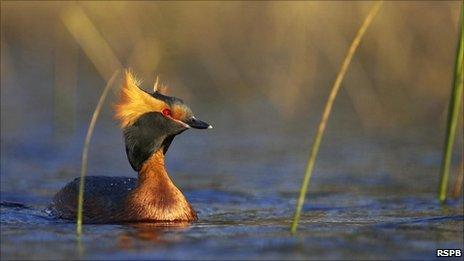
top-left (138, 149), bottom-right (169, 183)
top-left (134, 149), bottom-right (188, 205)
top-left (130, 149), bottom-right (196, 221)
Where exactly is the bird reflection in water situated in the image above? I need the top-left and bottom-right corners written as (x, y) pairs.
top-left (117, 222), bottom-right (191, 248)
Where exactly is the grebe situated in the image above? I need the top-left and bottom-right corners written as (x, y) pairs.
top-left (47, 71), bottom-right (211, 223)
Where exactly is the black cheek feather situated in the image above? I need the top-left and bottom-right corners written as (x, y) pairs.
top-left (162, 135), bottom-right (175, 154)
top-left (123, 112), bottom-right (167, 171)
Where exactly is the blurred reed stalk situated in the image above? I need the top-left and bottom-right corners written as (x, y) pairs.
top-left (53, 22), bottom-right (78, 140)
top-left (452, 161), bottom-right (463, 199)
top-left (61, 5), bottom-right (122, 86)
top-left (438, 6), bottom-right (463, 203)
top-left (290, 2), bottom-right (382, 234)
top-left (76, 70), bottom-right (119, 235)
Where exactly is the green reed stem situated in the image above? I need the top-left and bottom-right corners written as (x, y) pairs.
top-left (290, 2), bottom-right (382, 234)
top-left (77, 70), bottom-right (119, 235)
top-left (438, 7), bottom-right (463, 203)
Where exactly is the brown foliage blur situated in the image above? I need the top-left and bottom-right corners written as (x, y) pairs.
top-left (1, 1), bottom-right (461, 135)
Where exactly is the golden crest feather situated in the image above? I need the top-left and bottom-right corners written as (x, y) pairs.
top-left (114, 71), bottom-right (168, 128)
top-left (153, 75), bottom-right (169, 95)
top-left (153, 75), bottom-right (160, 93)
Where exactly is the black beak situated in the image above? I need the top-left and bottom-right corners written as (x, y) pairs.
top-left (183, 117), bottom-right (212, 129)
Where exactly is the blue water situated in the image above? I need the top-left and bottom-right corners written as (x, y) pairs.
top-left (1, 125), bottom-right (463, 259)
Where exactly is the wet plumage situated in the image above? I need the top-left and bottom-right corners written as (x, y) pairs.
top-left (48, 176), bottom-right (137, 223)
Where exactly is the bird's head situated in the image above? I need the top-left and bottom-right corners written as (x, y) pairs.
top-left (115, 70), bottom-right (211, 171)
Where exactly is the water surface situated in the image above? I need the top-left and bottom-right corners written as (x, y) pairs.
top-left (1, 127), bottom-right (463, 260)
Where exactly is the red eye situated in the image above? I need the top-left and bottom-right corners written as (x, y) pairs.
top-left (162, 108), bottom-right (172, 117)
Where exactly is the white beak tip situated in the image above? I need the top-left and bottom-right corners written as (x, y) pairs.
top-left (208, 125), bottom-right (213, 129)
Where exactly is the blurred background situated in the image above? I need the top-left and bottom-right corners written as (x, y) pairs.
top-left (2, 1), bottom-right (462, 193)
top-left (1, 1), bottom-right (463, 260)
